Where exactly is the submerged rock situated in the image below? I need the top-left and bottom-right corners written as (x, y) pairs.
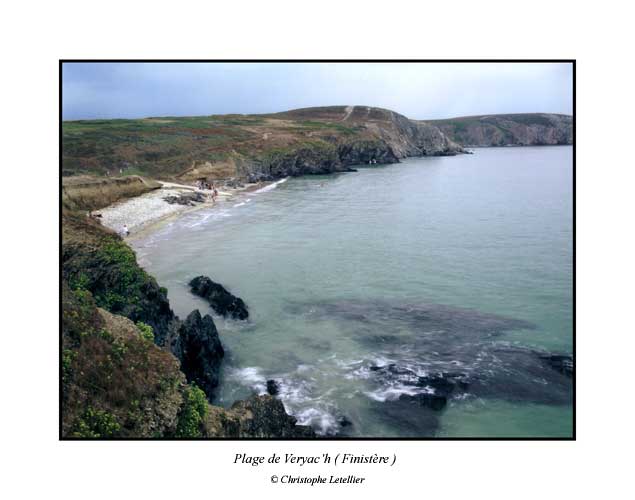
top-left (368, 397), bottom-right (441, 437)
top-left (171, 310), bottom-right (224, 400)
top-left (338, 416), bottom-right (353, 427)
top-left (538, 354), bottom-right (574, 378)
top-left (189, 275), bottom-right (249, 320)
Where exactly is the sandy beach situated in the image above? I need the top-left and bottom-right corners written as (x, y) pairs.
top-left (97, 180), bottom-right (270, 239)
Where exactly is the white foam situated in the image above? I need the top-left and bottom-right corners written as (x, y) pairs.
top-left (364, 384), bottom-right (426, 402)
top-left (227, 366), bottom-right (267, 395)
top-left (253, 177), bottom-right (288, 194)
top-left (294, 407), bottom-right (338, 435)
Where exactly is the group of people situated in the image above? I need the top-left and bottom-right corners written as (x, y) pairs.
top-left (196, 179), bottom-right (219, 203)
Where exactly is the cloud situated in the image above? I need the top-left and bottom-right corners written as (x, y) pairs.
top-left (62, 62), bottom-right (573, 120)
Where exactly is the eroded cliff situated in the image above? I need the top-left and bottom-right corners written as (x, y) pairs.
top-left (428, 113), bottom-right (572, 147)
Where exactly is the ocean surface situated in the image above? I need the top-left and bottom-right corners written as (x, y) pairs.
top-left (133, 146), bottom-right (574, 438)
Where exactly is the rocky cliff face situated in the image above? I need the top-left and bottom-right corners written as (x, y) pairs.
top-left (428, 113), bottom-right (572, 147)
top-left (232, 106), bottom-right (464, 182)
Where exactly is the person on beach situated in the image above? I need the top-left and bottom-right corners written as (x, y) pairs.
top-left (121, 224), bottom-right (129, 237)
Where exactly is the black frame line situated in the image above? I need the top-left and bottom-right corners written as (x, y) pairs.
top-left (59, 59), bottom-right (576, 441)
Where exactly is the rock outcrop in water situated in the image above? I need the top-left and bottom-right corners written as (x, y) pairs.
top-left (266, 379), bottom-right (280, 396)
top-left (369, 365), bottom-right (468, 411)
top-left (189, 275), bottom-right (249, 320)
top-left (170, 310), bottom-right (225, 399)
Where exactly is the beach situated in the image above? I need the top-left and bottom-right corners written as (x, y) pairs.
top-left (97, 179), bottom-right (278, 240)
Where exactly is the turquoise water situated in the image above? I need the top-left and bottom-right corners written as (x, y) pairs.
top-left (134, 146), bottom-right (573, 438)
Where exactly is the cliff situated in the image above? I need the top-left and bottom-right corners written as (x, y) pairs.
top-left (427, 113), bottom-right (572, 147)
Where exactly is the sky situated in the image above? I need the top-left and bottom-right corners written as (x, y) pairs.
top-left (62, 62), bottom-right (573, 121)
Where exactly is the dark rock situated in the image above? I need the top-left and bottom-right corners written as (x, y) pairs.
top-left (189, 275), bottom-right (249, 320)
top-left (164, 191), bottom-right (207, 206)
top-left (266, 379), bottom-right (280, 396)
top-left (171, 310), bottom-right (224, 400)
top-left (538, 354), bottom-right (574, 377)
top-left (369, 366), bottom-right (467, 411)
top-left (337, 140), bottom-right (400, 166)
top-left (230, 395), bottom-right (316, 438)
top-left (338, 416), bottom-right (353, 427)
top-left (416, 373), bottom-right (469, 395)
top-left (398, 393), bottom-right (448, 411)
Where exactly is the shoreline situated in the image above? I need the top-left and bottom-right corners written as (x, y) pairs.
top-left (97, 179), bottom-right (280, 242)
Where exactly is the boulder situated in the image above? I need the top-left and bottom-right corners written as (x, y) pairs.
top-left (189, 275), bottom-right (249, 320)
top-left (266, 379), bottom-right (280, 396)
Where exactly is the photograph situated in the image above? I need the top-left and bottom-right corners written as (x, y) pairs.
top-left (60, 60), bottom-right (574, 439)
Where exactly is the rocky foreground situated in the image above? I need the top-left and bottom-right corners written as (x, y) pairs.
top-left (61, 212), bottom-right (315, 438)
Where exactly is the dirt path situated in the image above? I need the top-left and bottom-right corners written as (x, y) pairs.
top-left (341, 105), bottom-right (354, 121)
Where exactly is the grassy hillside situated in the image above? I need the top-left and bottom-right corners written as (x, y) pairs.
top-left (61, 105), bottom-right (467, 182)
top-left (62, 111), bottom-right (362, 179)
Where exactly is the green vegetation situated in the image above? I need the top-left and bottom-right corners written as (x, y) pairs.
top-left (71, 406), bottom-right (121, 438)
top-left (62, 279), bottom-right (186, 438)
top-left (175, 384), bottom-right (208, 438)
top-left (66, 236), bottom-right (157, 314)
top-left (136, 321), bottom-right (154, 342)
top-left (62, 115), bottom-right (259, 177)
top-left (62, 348), bottom-right (77, 384)
top-left (297, 120), bottom-right (358, 135)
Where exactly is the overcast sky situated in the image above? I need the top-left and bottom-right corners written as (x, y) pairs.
top-left (62, 62), bottom-right (573, 121)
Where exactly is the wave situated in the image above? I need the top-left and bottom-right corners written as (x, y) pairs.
top-left (253, 177), bottom-right (288, 194)
top-left (225, 364), bottom-right (340, 435)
